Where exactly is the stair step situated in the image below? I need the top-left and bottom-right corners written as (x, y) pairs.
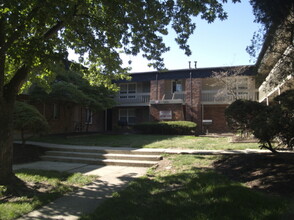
top-left (41, 155), bottom-right (158, 167)
top-left (46, 151), bottom-right (162, 161)
top-left (40, 146), bottom-right (163, 155)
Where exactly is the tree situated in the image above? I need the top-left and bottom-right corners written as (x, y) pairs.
top-left (29, 64), bottom-right (116, 132)
top-left (13, 101), bottom-right (49, 146)
top-left (225, 99), bottom-right (266, 135)
top-left (211, 66), bottom-right (254, 102)
top-left (0, 0), bottom-right (239, 185)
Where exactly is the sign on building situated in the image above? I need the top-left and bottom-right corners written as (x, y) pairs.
top-left (159, 110), bottom-right (172, 120)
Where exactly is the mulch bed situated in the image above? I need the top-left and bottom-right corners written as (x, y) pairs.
top-left (213, 153), bottom-right (294, 198)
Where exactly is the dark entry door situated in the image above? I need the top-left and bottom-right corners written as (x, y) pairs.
top-left (106, 109), bottom-right (112, 131)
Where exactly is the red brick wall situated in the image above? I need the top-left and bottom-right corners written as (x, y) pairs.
top-left (32, 102), bottom-right (105, 134)
top-left (150, 79), bottom-right (165, 100)
top-left (203, 104), bottom-right (231, 133)
top-left (150, 104), bottom-right (185, 121)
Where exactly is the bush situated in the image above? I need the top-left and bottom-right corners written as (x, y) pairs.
top-left (225, 100), bottom-right (266, 133)
top-left (225, 90), bottom-right (294, 153)
top-left (14, 101), bottom-right (49, 145)
top-left (133, 121), bottom-right (197, 135)
top-left (273, 90), bottom-right (294, 149)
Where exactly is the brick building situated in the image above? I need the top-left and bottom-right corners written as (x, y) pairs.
top-left (109, 65), bottom-right (257, 133)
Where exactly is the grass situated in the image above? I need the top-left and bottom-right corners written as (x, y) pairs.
top-left (30, 134), bottom-right (259, 150)
top-left (82, 155), bottom-right (293, 220)
top-left (0, 169), bottom-right (96, 220)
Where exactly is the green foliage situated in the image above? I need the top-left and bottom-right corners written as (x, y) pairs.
top-left (29, 66), bottom-right (116, 111)
top-left (134, 121), bottom-right (197, 135)
top-left (225, 90), bottom-right (294, 152)
top-left (273, 90), bottom-right (294, 149)
top-left (225, 99), bottom-right (266, 132)
top-left (13, 101), bottom-right (49, 144)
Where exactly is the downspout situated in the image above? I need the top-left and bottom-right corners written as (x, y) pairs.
top-left (156, 73), bottom-right (159, 100)
top-left (190, 71), bottom-right (193, 122)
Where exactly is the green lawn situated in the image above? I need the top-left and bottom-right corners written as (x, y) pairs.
top-left (30, 134), bottom-right (259, 150)
top-left (0, 170), bottom-right (96, 220)
top-left (82, 155), bottom-right (293, 220)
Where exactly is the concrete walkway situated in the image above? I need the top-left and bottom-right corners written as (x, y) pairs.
top-left (14, 162), bottom-right (147, 220)
top-left (17, 141), bottom-right (294, 155)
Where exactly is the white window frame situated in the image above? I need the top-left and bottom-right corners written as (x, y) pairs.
top-left (119, 109), bottom-right (136, 125)
top-left (119, 83), bottom-right (137, 99)
top-left (172, 80), bottom-right (183, 93)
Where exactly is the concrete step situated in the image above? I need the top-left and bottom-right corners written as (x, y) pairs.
top-left (40, 145), bottom-right (162, 155)
top-left (41, 155), bottom-right (158, 167)
top-left (46, 151), bottom-right (162, 161)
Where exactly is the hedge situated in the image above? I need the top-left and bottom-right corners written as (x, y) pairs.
top-left (133, 121), bottom-right (197, 135)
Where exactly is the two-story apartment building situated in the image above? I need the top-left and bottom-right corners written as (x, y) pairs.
top-left (256, 11), bottom-right (294, 104)
top-left (109, 65), bottom-right (257, 133)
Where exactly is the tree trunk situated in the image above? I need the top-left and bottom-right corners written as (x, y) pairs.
top-left (0, 97), bottom-right (16, 185)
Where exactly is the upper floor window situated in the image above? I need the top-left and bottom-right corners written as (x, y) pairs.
top-left (227, 77), bottom-right (249, 91)
top-left (119, 83), bottom-right (136, 98)
top-left (172, 80), bottom-right (182, 93)
top-left (237, 78), bottom-right (248, 90)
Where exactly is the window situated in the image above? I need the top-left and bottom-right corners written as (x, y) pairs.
top-left (53, 104), bottom-right (60, 119)
top-left (119, 109), bottom-right (136, 125)
top-left (237, 78), bottom-right (248, 90)
top-left (119, 83), bottom-right (136, 99)
top-left (85, 109), bottom-right (93, 124)
top-left (172, 80), bottom-right (182, 93)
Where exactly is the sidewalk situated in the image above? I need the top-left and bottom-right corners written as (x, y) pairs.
top-left (16, 141), bottom-right (294, 155)
top-left (14, 162), bottom-right (147, 220)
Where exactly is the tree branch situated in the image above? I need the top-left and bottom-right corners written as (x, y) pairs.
top-left (43, 20), bottom-right (64, 40)
top-left (4, 65), bottom-right (29, 100)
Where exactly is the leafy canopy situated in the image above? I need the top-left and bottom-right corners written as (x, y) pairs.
top-left (29, 62), bottom-right (116, 111)
top-left (1, 0), bottom-right (239, 95)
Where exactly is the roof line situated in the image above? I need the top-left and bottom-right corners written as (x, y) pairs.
top-left (128, 64), bottom-right (255, 75)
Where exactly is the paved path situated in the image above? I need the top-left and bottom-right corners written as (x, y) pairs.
top-left (16, 141), bottom-right (294, 155)
top-left (14, 162), bottom-right (147, 220)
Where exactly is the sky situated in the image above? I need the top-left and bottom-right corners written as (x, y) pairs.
top-left (68, 0), bottom-right (262, 73)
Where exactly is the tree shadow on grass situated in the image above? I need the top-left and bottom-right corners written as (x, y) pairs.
top-left (213, 154), bottom-right (294, 198)
top-left (82, 168), bottom-right (293, 220)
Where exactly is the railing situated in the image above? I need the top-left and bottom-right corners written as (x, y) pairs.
top-left (171, 92), bottom-right (185, 101)
top-left (201, 90), bottom-right (257, 103)
top-left (114, 93), bottom-right (150, 105)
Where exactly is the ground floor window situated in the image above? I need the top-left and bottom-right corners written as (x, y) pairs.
top-left (119, 109), bottom-right (136, 125)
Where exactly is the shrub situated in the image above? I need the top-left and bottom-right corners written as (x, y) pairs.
top-left (133, 121), bottom-right (197, 135)
top-left (14, 101), bottom-right (49, 145)
top-left (225, 99), bottom-right (266, 133)
top-left (225, 90), bottom-right (294, 153)
top-left (273, 90), bottom-right (294, 149)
